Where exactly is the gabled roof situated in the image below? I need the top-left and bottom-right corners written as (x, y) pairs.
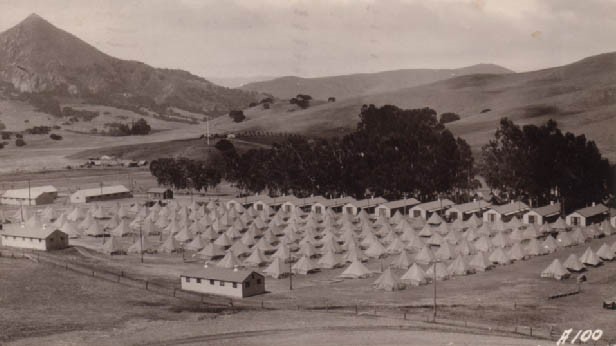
top-left (448, 200), bottom-right (491, 214)
top-left (1, 224), bottom-right (62, 239)
top-left (570, 204), bottom-right (608, 218)
top-left (181, 267), bottom-right (262, 283)
top-left (230, 195), bottom-right (275, 205)
top-left (318, 197), bottom-right (357, 208)
top-left (294, 196), bottom-right (329, 207)
top-left (71, 185), bottom-right (130, 199)
top-left (412, 199), bottom-right (454, 212)
top-left (488, 201), bottom-right (530, 216)
top-left (529, 203), bottom-right (561, 217)
top-left (2, 185), bottom-right (57, 199)
top-left (377, 198), bottom-right (421, 210)
top-left (349, 197), bottom-right (388, 209)
top-left (270, 195), bottom-right (301, 206)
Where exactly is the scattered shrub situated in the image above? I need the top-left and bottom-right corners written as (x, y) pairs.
top-left (25, 126), bottom-right (51, 134)
top-left (1, 132), bottom-right (10, 140)
top-left (229, 110), bottom-right (246, 123)
top-left (15, 138), bottom-right (26, 147)
top-left (0, 121), bottom-right (5, 131)
top-left (439, 112), bottom-right (461, 124)
top-left (481, 108), bottom-right (491, 113)
top-left (49, 133), bottom-right (63, 140)
top-left (15, 133), bottom-right (23, 139)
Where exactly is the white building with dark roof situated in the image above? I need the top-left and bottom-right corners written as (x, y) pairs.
top-left (343, 197), bottom-right (387, 216)
top-left (566, 203), bottom-right (609, 227)
top-left (409, 199), bottom-right (454, 219)
top-left (180, 267), bottom-right (265, 298)
top-left (523, 202), bottom-right (561, 225)
top-left (70, 185), bottom-right (132, 204)
top-left (483, 201), bottom-right (530, 223)
top-left (311, 197), bottom-right (357, 214)
top-left (445, 200), bottom-right (491, 221)
top-left (374, 198), bottom-right (421, 218)
top-left (1, 185), bottom-right (58, 206)
top-left (1, 225), bottom-right (69, 251)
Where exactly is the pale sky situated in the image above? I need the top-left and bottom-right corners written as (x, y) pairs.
top-left (1, 0), bottom-right (615, 80)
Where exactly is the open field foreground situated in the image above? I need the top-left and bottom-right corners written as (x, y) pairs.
top-left (0, 258), bottom-right (545, 346)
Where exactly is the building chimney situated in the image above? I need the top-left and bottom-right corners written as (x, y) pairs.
top-left (550, 201), bottom-right (554, 205)
top-left (204, 263), bottom-right (208, 268)
top-left (592, 202), bottom-right (596, 207)
top-left (233, 265), bottom-right (239, 272)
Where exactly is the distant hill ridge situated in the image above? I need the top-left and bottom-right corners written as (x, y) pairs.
top-left (0, 14), bottom-right (257, 115)
top-left (240, 63), bottom-right (514, 100)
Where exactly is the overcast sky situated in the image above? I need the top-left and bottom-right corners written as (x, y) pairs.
top-left (1, 0), bottom-right (615, 80)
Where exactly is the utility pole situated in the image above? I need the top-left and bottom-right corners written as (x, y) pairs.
top-left (28, 180), bottom-right (31, 206)
top-left (433, 260), bottom-right (437, 322)
top-left (289, 251), bottom-right (293, 290)
top-left (100, 181), bottom-right (103, 196)
top-left (139, 224), bottom-right (144, 264)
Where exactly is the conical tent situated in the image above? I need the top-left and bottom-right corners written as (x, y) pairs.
top-left (563, 253), bottom-right (585, 272)
top-left (522, 224), bottom-right (540, 240)
top-left (570, 228), bottom-right (587, 245)
top-left (466, 214), bottom-right (482, 228)
top-left (435, 242), bottom-right (456, 261)
top-left (405, 234), bottom-right (425, 251)
top-left (184, 235), bottom-right (206, 251)
top-left (244, 247), bottom-right (269, 267)
top-left (427, 212), bottom-right (443, 225)
top-left (525, 238), bottom-right (544, 256)
top-left (61, 221), bottom-right (81, 238)
top-left (364, 239), bottom-right (387, 258)
top-left (343, 243), bottom-right (368, 263)
top-left (456, 239), bottom-right (476, 256)
top-left (541, 235), bottom-right (558, 253)
top-left (198, 243), bottom-right (225, 260)
top-left (580, 247), bottom-right (602, 266)
top-left (292, 255), bottom-right (318, 275)
top-left (103, 236), bottom-right (125, 255)
top-left (541, 259), bottom-right (570, 280)
top-left (447, 255), bottom-right (473, 276)
top-left (213, 233), bottom-right (233, 248)
top-left (111, 219), bottom-right (132, 237)
top-left (373, 268), bottom-right (403, 291)
top-left (158, 236), bottom-right (181, 253)
top-left (85, 221), bottom-right (104, 236)
top-left (469, 251), bottom-right (493, 272)
top-left (401, 263), bottom-right (427, 286)
top-left (67, 207), bottom-right (84, 221)
top-left (318, 249), bottom-right (343, 269)
top-left (338, 259), bottom-right (372, 279)
top-left (263, 256), bottom-right (290, 278)
top-left (53, 213), bottom-right (67, 228)
top-left (418, 224), bottom-right (434, 237)
top-left (597, 243), bottom-right (615, 261)
top-left (128, 236), bottom-right (155, 254)
top-left (551, 217), bottom-right (568, 231)
top-left (508, 242), bottom-right (527, 261)
top-left (228, 240), bottom-right (251, 257)
top-left (410, 217), bottom-right (425, 230)
top-left (425, 262), bottom-right (449, 281)
top-left (386, 237), bottom-right (406, 254)
top-left (474, 236), bottom-right (492, 253)
top-left (414, 245), bottom-right (435, 265)
top-left (105, 214), bottom-right (120, 230)
top-left (174, 226), bottom-right (194, 243)
top-left (40, 207), bottom-right (56, 222)
top-left (216, 251), bottom-right (243, 269)
top-left (489, 247), bottom-right (511, 265)
top-left (390, 251), bottom-right (412, 269)
top-left (491, 232), bottom-right (511, 248)
top-left (427, 233), bottom-right (444, 246)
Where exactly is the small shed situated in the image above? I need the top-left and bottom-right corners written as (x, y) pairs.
top-left (483, 201), bottom-right (530, 223)
top-left (445, 200), bottom-right (491, 221)
top-left (523, 202), bottom-right (561, 225)
top-left (374, 198), bottom-right (420, 218)
top-left (147, 187), bottom-right (173, 200)
top-left (180, 267), bottom-right (265, 298)
top-left (1, 226), bottom-right (69, 251)
top-left (409, 199), bottom-right (454, 219)
top-left (566, 203), bottom-right (609, 227)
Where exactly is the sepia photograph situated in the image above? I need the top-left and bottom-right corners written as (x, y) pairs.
top-left (0, 1), bottom-right (615, 345)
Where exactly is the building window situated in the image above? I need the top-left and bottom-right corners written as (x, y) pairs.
top-left (257, 279), bottom-right (262, 284)
top-left (450, 212), bottom-right (458, 220)
top-left (196, 278), bottom-right (201, 284)
top-left (186, 277), bottom-right (190, 283)
top-left (232, 283), bottom-right (237, 288)
top-left (39, 239), bottom-right (42, 243)
top-left (220, 281), bottom-right (225, 286)
top-left (489, 214), bottom-right (496, 222)
top-left (210, 279), bottom-right (215, 285)
top-left (572, 217), bottom-right (580, 226)
top-left (49, 238), bottom-right (54, 242)
top-left (528, 215), bottom-right (536, 224)
top-left (413, 210), bottom-right (421, 218)
top-left (245, 282), bottom-right (250, 288)
top-left (346, 207), bottom-right (353, 214)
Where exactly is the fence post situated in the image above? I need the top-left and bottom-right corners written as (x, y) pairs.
top-left (173, 288), bottom-right (176, 297)
top-left (261, 300), bottom-right (264, 309)
top-left (355, 305), bottom-right (358, 315)
top-left (404, 312), bottom-right (407, 320)
top-left (530, 327), bottom-right (532, 337)
top-left (145, 280), bottom-right (148, 290)
top-left (92, 270), bottom-right (95, 277)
